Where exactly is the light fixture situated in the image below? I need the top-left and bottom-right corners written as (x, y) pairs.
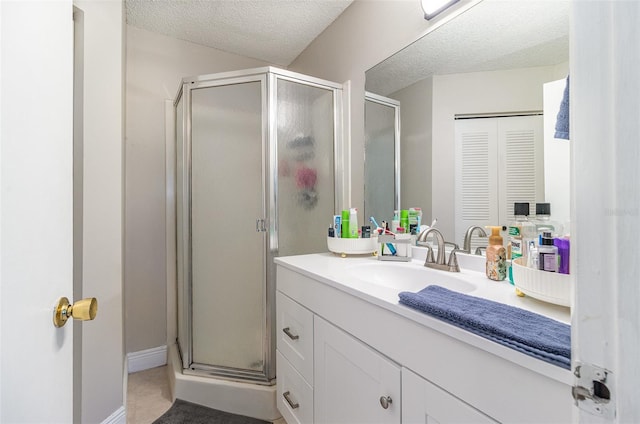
top-left (421, 0), bottom-right (460, 20)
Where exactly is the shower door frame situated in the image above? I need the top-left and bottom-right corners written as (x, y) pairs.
top-left (174, 67), bottom-right (344, 384)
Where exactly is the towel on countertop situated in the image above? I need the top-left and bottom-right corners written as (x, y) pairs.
top-left (398, 285), bottom-right (571, 369)
top-left (554, 75), bottom-right (570, 140)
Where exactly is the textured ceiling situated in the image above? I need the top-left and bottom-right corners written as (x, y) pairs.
top-left (125, 0), bottom-right (353, 66)
top-left (366, 0), bottom-right (570, 95)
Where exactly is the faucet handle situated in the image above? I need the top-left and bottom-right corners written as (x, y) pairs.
top-left (475, 246), bottom-right (486, 256)
top-left (424, 246), bottom-right (436, 266)
top-left (447, 250), bottom-right (461, 272)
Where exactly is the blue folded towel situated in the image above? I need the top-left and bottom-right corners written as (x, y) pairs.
top-left (398, 285), bottom-right (571, 369)
top-left (554, 75), bottom-right (570, 140)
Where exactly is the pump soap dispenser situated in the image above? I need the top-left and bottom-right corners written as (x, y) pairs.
top-left (485, 226), bottom-right (507, 281)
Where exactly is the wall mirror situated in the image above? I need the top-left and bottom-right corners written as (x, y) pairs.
top-left (365, 0), bottom-right (570, 245)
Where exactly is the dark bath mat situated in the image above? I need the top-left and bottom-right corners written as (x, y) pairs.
top-left (152, 399), bottom-right (271, 424)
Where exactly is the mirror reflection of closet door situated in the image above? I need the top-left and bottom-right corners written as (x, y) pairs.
top-left (364, 92), bottom-right (400, 227)
top-left (454, 114), bottom-right (544, 246)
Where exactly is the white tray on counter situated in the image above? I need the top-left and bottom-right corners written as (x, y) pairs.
top-left (327, 236), bottom-right (377, 257)
top-left (512, 258), bottom-right (572, 307)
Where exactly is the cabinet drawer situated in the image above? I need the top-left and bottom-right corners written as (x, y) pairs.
top-left (276, 291), bottom-right (314, 384)
top-left (277, 350), bottom-right (313, 424)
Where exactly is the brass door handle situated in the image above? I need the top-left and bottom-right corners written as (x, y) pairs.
top-left (53, 297), bottom-right (98, 327)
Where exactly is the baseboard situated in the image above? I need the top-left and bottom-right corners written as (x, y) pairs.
top-left (101, 406), bottom-right (126, 424)
top-left (127, 345), bottom-right (167, 374)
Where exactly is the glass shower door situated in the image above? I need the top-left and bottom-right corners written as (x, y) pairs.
top-left (275, 78), bottom-right (336, 256)
top-left (189, 79), bottom-right (267, 377)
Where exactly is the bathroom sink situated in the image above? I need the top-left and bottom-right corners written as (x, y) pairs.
top-left (343, 261), bottom-right (477, 294)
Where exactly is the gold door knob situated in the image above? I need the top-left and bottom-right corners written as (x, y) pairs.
top-left (53, 297), bottom-right (98, 328)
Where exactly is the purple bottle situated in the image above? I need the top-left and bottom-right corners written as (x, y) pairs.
top-left (554, 238), bottom-right (570, 274)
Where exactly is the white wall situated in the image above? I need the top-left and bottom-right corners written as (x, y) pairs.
top-left (430, 65), bottom-right (568, 240)
top-left (125, 26), bottom-right (269, 354)
top-left (74, 1), bottom-right (125, 422)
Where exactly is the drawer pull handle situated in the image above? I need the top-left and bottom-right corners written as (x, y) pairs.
top-left (379, 395), bottom-right (392, 409)
top-left (283, 391), bottom-right (299, 409)
top-left (282, 327), bottom-right (299, 340)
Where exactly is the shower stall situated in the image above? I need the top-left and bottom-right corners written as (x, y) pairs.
top-left (172, 67), bottom-right (342, 415)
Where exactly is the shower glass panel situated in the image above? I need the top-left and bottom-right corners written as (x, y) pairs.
top-left (174, 67), bottom-right (343, 385)
top-left (364, 93), bottom-right (400, 227)
top-left (276, 79), bottom-right (335, 256)
top-left (190, 82), bottom-right (265, 372)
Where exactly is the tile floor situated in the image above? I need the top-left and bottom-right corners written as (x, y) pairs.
top-left (126, 366), bottom-right (287, 424)
top-left (126, 366), bottom-right (173, 424)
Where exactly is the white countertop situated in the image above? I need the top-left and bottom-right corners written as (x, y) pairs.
top-left (275, 251), bottom-right (572, 384)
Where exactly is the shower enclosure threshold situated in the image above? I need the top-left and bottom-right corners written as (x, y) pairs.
top-left (167, 344), bottom-right (280, 421)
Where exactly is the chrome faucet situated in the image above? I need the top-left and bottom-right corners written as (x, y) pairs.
top-left (416, 228), bottom-right (460, 272)
top-left (462, 225), bottom-right (487, 255)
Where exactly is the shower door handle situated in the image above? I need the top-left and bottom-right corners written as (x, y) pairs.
top-left (256, 218), bottom-right (267, 232)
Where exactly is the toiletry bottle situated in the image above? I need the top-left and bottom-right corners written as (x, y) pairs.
top-left (391, 210), bottom-right (400, 235)
top-left (415, 207), bottom-right (422, 229)
top-left (334, 215), bottom-right (341, 238)
top-left (349, 208), bottom-right (359, 238)
top-left (408, 208), bottom-right (418, 228)
top-left (485, 226), bottom-right (506, 281)
top-left (507, 202), bottom-right (536, 282)
top-left (538, 231), bottom-right (558, 272)
top-left (527, 240), bottom-right (539, 269)
top-left (554, 237), bottom-right (570, 274)
top-left (341, 210), bottom-right (350, 238)
top-left (400, 209), bottom-right (409, 232)
top-left (534, 203), bottom-right (563, 238)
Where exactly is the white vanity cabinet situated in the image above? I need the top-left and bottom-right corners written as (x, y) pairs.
top-left (402, 367), bottom-right (497, 424)
top-left (275, 257), bottom-right (573, 424)
top-left (314, 316), bottom-right (401, 424)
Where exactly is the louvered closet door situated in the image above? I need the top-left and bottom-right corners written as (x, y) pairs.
top-left (497, 115), bottom-right (544, 226)
top-left (454, 118), bottom-right (499, 246)
top-left (454, 115), bottom-right (543, 247)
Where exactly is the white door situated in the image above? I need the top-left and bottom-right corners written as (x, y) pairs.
top-left (572, 1), bottom-right (640, 422)
top-left (0, 1), bottom-right (75, 421)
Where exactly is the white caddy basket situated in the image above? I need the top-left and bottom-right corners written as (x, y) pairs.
top-left (327, 236), bottom-right (377, 257)
top-left (512, 258), bottom-right (572, 307)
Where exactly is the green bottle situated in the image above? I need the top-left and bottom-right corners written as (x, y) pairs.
top-left (341, 210), bottom-right (350, 238)
top-left (400, 209), bottom-right (409, 233)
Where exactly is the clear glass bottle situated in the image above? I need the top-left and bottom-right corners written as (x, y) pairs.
top-left (508, 202), bottom-right (536, 283)
top-left (534, 203), bottom-right (563, 239)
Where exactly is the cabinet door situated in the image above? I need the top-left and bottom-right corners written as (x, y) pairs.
top-left (402, 368), bottom-right (497, 424)
top-left (314, 316), bottom-right (400, 424)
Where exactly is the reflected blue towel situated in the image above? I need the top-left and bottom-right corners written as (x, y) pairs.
top-left (398, 285), bottom-right (571, 369)
top-left (554, 75), bottom-right (570, 140)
